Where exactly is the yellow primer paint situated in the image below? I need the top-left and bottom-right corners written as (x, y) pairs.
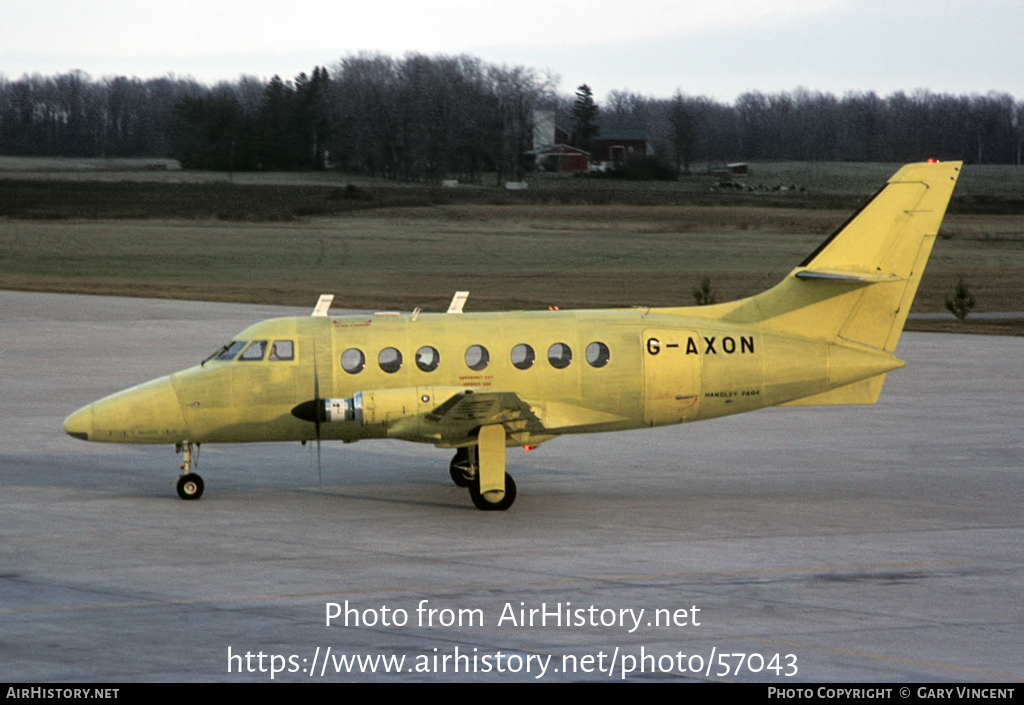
top-left (63, 162), bottom-right (962, 509)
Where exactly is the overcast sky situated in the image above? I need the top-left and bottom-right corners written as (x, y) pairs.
top-left (2, 0), bottom-right (1022, 102)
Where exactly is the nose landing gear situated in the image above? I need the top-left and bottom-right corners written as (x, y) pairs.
top-left (175, 442), bottom-right (204, 500)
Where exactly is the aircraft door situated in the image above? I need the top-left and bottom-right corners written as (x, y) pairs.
top-left (643, 329), bottom-right (701, 426)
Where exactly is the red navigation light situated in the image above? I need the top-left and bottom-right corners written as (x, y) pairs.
top-left (927, 158), bottom-right (938, 163)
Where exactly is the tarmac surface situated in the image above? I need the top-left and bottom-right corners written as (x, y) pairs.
top-left (1, 290), bottom-right (1022, 683)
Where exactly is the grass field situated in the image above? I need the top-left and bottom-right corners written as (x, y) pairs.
top-left (3, 157), bottom-right (1022, 200)
top-left (1, 159), bottom-right (1021, 333)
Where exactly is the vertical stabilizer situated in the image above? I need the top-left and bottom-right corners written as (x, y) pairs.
top-left (735, 161), bottom-right (962, 351)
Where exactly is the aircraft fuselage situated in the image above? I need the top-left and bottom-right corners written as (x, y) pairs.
top-left (65, 308), bottom-right (902, 448)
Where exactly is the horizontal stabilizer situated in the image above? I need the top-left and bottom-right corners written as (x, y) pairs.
top-left (795, 269), bottom-right (905, 283)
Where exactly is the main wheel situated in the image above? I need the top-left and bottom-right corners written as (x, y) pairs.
top-left (176, 473), bottom-right (204, 500)
top-left (449, 448), bottom-right (475, 488)
top-left (468, 473), bottom-right (517, 511)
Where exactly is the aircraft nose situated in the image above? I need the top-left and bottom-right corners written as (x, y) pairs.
top-left (63, 404), bottom-right (94, 441)
top-left (66, 376), bottom-right (190, 443)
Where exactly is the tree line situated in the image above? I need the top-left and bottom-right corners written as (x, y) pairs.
top-left (1, 56), bottom-right (1022, 178)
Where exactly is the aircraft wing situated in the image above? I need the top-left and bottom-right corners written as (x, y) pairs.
top-left (425, 390), bottom-right (543, 430)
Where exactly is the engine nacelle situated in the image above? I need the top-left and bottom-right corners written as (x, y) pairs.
top-left (297, 387), bottom-right (466, 427)
top-left (313, 390), bottom-right (414, 426)
top-left (322, 397), bottom-right (357, 423)
top-left (352, 389), bottom-right (421, 426)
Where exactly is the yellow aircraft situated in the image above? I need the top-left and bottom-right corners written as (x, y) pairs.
top-left (63, 161), bottom-right (962, 510)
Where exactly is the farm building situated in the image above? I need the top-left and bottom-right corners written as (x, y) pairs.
top-left (591, 130), bottom-right (648, 163)
top-left (526, 109), bottom-right (587, 174)
top-left (525, 144), bottom-right (590, 174)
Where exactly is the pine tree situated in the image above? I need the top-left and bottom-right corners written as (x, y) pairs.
top-left (572, 84), bottom-right (599, 155)
top-left (669, 93), bottom-right (696, 174)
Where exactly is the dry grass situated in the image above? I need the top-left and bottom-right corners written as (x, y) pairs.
top-left (1, 206), bottom-right (1021, 328)
top-left (2, 162), bottom-right (1021, 334)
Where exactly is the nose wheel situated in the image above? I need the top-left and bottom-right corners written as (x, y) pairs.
top-left (175, 441), bottom-right (204, 500)
top-left (176, 473), bottom-right (204, 500)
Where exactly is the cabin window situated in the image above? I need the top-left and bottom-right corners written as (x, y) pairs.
top-left (416, 346), bottom-right (440, 372)
top-left (341, 348), bottom-right (365, 374)
top-left (465, 345), bottom-right (490, 371)
top-left (269, 340), bottom-right (294, 361)
top-left (547, 342), bottom-right (572, 369)
top-left (378, 347), bottom-right (403, 373)
top-left (239, 340), bottom-right (267, 361)
top-left (215, 340), bottom-right (247, 361)
top-left (586, 341), bottom-right (610, 368)
top-left (510, 344), bottom-right (535, 370)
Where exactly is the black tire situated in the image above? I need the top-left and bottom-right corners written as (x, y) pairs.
top-left (468, 473), bottom-right (517, 511)
top-left (176, 474), bottom-right (204, 500)
top-left (449, 448), bottom-right (474, 488)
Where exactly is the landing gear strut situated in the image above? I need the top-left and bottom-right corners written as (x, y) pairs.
top-left (175, 441), bottom-right (204, 500)
top-left (451, 426), bottom-right (517, 510)
top-left (449, 447), bottom-right (475, 487)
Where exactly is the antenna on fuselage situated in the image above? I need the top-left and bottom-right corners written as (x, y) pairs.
top-left (447, 291), bottom-right (469, 314)
top-left (311, 294), bottom-right (334, 317)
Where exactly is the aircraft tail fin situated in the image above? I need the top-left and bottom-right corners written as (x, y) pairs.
top-left (728, 161), bottom-right (962, 351)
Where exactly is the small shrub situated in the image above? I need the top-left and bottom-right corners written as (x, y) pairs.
top-left (693, 277), bottom-right (716, 306)
top-left (945, 277), bottom-right (976, 321)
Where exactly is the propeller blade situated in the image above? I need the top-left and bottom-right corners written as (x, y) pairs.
top-left (313, 343), bottom-right (320, 400)
top-left (316, 432), bottom-right (322, 489)
top-left (313, 343), bottom-right (322, 489)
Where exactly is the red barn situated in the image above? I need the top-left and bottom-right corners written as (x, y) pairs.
top-left (591, 130), bottom-right (647, 163)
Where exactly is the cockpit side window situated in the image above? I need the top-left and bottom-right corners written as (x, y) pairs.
top-left (239, 340), bottom-right (267, 361)
top-left (269, 340), bottom-right (294, 361)
top-left (215, 340), bottom-right (248, 361)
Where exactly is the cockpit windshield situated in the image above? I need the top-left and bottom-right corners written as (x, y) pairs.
top-left (204, 340), bottom-right (248, 364)
top-left (239, 340), bottom-right (267, 361)
top-left (201, 339), bottom-right (293, 365)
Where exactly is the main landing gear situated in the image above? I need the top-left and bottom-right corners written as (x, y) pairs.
top-left (449, 425), bottom-right (517, 511)
top-left (175, 442), bottom-right (204, 500)
top-left (469, 472), bottom-right (517, 511)
top-left (449, 447), bottom-right (475, 487)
